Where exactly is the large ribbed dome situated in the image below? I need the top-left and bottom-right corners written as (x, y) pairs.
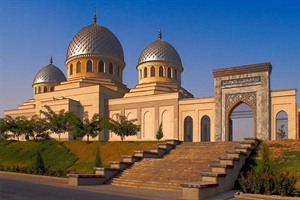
top-left (33, 59), bottom-right (66, 85)
top-left (66, 22), bottom-right (124, 62)
top-left (138, 31), bottom-right (182, 66)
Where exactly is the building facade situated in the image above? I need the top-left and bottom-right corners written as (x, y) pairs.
top-left (4, 15), bottom-right (299, 141)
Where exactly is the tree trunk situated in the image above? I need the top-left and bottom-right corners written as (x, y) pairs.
top-left (87, 134), bottom-right (90, 143)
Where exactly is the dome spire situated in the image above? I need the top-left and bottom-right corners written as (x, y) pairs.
top-left (158, 29), bottom-right (162, 40)
top-left (93, 9), bottom-right (97, 24)
top-left (50, 55), bottom-right (53, 64)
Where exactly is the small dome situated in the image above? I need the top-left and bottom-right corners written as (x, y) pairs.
top-left (33, 58), bottom-right (66, 85)
top-left (138, 31), bottom-right (182, 66)
top-left (66, 21), bottom-right (124, 62)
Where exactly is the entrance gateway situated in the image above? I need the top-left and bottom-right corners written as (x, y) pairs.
top-left (213, 63), bottom-right (271, 141)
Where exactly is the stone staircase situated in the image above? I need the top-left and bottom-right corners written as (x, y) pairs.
top-left (110, 141), bottom-right (240, 191)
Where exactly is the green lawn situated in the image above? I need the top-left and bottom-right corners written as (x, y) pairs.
top-left (0, 140), bottom-right (159, 175)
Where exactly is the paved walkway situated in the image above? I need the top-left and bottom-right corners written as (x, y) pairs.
top-left (0, 171), bottom-right (181, 200)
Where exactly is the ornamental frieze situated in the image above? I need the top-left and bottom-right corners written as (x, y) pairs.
top-left (221, 76), bottom-right (261, 87)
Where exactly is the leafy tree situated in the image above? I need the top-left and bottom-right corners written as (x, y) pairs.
top-left (156, 122), bottom-right (164, 141)
top-left (68, 112), bottom-right (107, 142)
top-left (5, 116), bottom-right (28, 140)
top-left (30, 115), bottom-right (49, 140)
top-left (277, 124), bottom-right (286, 140)
top-left (108, 115), bottom-right (140, 141)
top-left (35, 151), bottom-right (46, 175)
top-left (40, 105), bottom-right (73, 140)
top-left (0, 117), bottom-right (10, 140)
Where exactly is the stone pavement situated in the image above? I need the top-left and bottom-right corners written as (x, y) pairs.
top-left (0, 171), bottom-right (181, 200)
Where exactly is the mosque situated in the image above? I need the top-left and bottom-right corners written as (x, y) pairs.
top-left (4, 14), bottom-right (299, 141)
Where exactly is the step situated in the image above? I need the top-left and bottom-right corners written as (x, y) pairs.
top-left (225, 150), bottom-right (247, 158)
top-left (109, 161), bottom-right (132, 170)
top-left (200, 172), bottom-right (227, 182)
top-left (149, 147), bottom-right (166, 157)
top-left (219, 156), bottom-right (240, 165)
top-left (134, 150), bottom-right (159, 158)
top-left (121, 155), bottom-right (141, 163)
top-left (210, 164), bottom-right (234, 173)
top-left (94, 167), bottom-right (121, 178)
top-left (158, 143), bottom-right (175, 151)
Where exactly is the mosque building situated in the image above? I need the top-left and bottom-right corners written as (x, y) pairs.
top-left (4, 14), bottom-right (299, 141)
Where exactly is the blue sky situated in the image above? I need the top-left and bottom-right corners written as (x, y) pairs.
top-left (0, 0), bottom-right (299, 117)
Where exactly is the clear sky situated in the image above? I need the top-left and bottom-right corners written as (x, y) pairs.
top-left (0, 0), bottom-right (299, 117)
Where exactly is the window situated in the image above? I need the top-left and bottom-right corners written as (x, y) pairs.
top-left (174, 69), bottom-right (178, 79)
top-left (184, 116), bottom-right (193, 142)
top-left (70, 64), bottom-right (73, 75)
top-left (150, 66), bottom-right (155, 77)
top-left (44, 86), bottom-right (47, 92)
top-left (98, 61), bottom-right (104, 72)
top-left (38, 87), bottom-right (41, 93)
top-left (50, 86), bottom-right (54, 92)
top-left (117, 66), bottom-right (120, 77)
top-left (139, 69), bottom-right (142, 80)
top-left (159, 66), bottom-right (164, 77)
top-left (276, 111), bottom-right (288, 140)
top-left (86, 60), bottom-right (92, 72)
top-left (109, 63), bottom-right (113, 74)
top-left (76, 61), bottom-right (81, 73)
top-left (167, 67), bottom-right (171, 78)
top-left (144, 67), bottom-right (147, 78)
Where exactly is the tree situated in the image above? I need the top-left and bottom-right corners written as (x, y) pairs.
top-left (5, 115), bottom-right (28, 140)
top-left (277, 124), bottom-right (286, 140)
top-left (108, 115), bottom-right (140, 141)
top-left (94, 146), bottom-right (102, 167)
top-left (31, 116), bottom-right (49, 140)
top-left (40, 105), bottom-right (72, 140)
top-left (68, 112), bottom-right (107, 142)
top-left (35, 151), bottom-right (46, 175)
top-left (0, 117), bottom-right (10, 140)
top-left (156, 122), bottom-right (164, 141)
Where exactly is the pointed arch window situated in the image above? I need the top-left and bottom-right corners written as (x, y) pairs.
top-left (139, 69), bottom-right (142, 80)
top-left (86, 60), bottom-right (93, 72)
top-left (50, 86), bottom-right (54, 92)
top-left (38, 87), bottom-right (41, 93)
top-left (69, 64), bottom-right (73, 75)
top-left (76, 61), bottom-right (81, 73)
top-left (98, 61), bottom-right (104, 72)
top-left (144, 67), bottom-right (148, 78)
top-left (167, 67), bottom-right (172, 78)
top-left (44, 86), bottom-right (47, 93)
top-left (150, 66), bottom-right (155, 77)
top-left (109, 63), bottom-right (113, 74)
top-left (159, 66), bottom-right (164, 77)
top-left (117, 66), bottom-right (120, 77)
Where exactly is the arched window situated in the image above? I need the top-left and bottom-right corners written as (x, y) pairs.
top-left (150, 66), bottom-right (155, 77)
top-left (276, 111), bottom-right (288, 140)
top-left (184, 116), bottom-right (193, 142)
top-left (86, 60), bottom-right (92, 72)
top-left (139, 69), bottom-right (142, 80)
top-left (144, 67), bottom-right (148, 78)
top-left (159, 66), bottom-right (164, 77)
top-left (76, 61), bottom-right (81, 73)
top-left (109, 63), bottom-right (113, 74)
top-left (34, 87), bottom-right (37, 94)
top-left (69, 64), bottom-right (73, 75)
top-left (44, 86), bottom-right (47, 93)
top-left (174, 69), bottom-right (178, 79)
top-left (50, 86), bottom-right (54, 92)
top-left (117, 66), bottom-right (120, 77)
top-left (201, 115), bottom-right (210, 142)
top-left (98, 61), bottom-right (104, 72)
top-left (167, 67), bottom-right (172, 78)
top-left (38, 87), bottom-right (41, 93)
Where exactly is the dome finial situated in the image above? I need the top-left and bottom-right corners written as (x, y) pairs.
top-left (93, 9), bottom-right (97, 24)
top-left (158, 28), bottom-right (162, 40)
top-left (50, 55), bottom-right (53, 64)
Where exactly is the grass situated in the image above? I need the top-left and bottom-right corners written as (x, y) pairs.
top-left (249, 140), bottom-right (300, 192)
top-left (64, 141), bottom-right (159, 173)
top-left (0, 140), bottom-right (77, 171)
top-left (0, 140), bottom-right (159, 175)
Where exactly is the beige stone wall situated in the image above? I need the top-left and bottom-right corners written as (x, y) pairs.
top-left (271, 89), bottom-right (298, 139)
top-left (179, 97), bottom-right (215, 142)
top-left (109, 93), bottom-right (180, 141)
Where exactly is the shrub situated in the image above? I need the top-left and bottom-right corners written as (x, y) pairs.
top-left (156, 123), bottom-right (163, 141)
